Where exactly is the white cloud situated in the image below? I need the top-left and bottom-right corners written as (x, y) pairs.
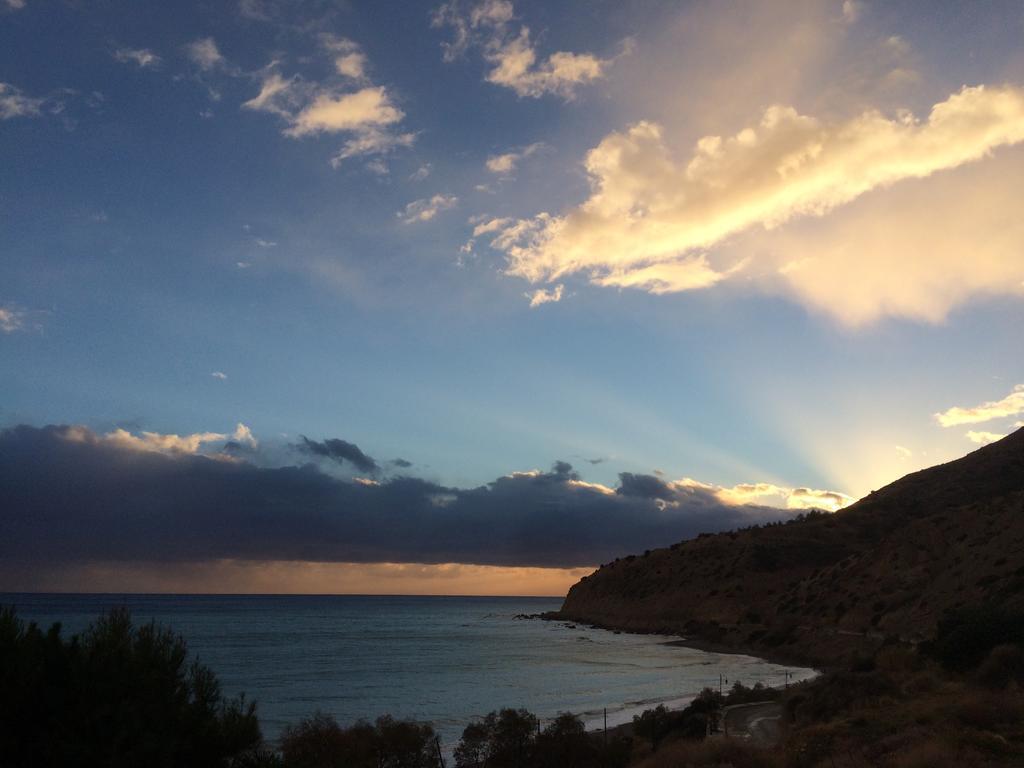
top-left (0, 306), bottom-right (26, 333)
top-left (486, 141), bottom-right (544, 174)
top-left (4, 0), bottom-right (26, 10)
top-left (335, 53), bottom-right (367, 80)
top-left (679, 478), bottom-right (853, 512)
top-left (488, 29), bottom-right (607, 99)
top-left (113, 47), bottom-right (161, 68)
top-left (320, 35), bottom-right (369, 81)
top-left (244, 52), bottom-right (415, 168)
top-left (241, 71), bottom-right (298, 117)
top-left (211, 371), bottom-right (228, 380)
top-left (433, 1), bottom-right (611, 99)
top-left (236, 261), bottom-right (252, 269)
top-left (186, 37), bottom-right (226, 71)
top-left (935, 384), bottom-right (1024, 427)
top-left (68, 423), bottom-right (258, 456)
top-left (329, 127), bottom-right (415, 168)
top-left (0, 82), bottom-right (44, 119)
top-left (841, 0), bottom-right (863, 24)
top-left (965, 430), bottom-right (1006, 445)
top-left (254, 238), bottom-right (277, 248)
top-left (526, 284), bottom-right (563, 307)
top-left (410, 163), bottom-right (432, 181)
top-left (284, 86), bottom-right (403, 137)
top-left (364, 157), bottom-right (389, 175)
top-left (472, 217), bottom-right (512, 237)
top-left (482, 85), bottom-right (1024, 316)
top-left (894, 445), bottom-right (912, 459)
top-left (398, 194), bottom-right (459, 224)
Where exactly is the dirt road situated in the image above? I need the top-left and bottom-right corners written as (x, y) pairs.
top-left (722, 701), bottom-right (783, 746)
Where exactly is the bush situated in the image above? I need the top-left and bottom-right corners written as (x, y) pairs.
top-left (975, 643), bottom-right (1024, 689)
top-left (533, 713), bottom-right (598, 768)
top-left (279, 713), bottom-right (439, 768)
top-left (0, 606), bottom-right (262, 768)
top-left (725, 680), bottom-right (780, 706)
top-left (454, 709), bottom-right (627, 768)
top-left (927, 605), bottom-right (1024, 672)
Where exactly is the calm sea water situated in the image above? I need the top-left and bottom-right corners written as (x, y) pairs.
top-left (2, 594), bottom-right (815, 750)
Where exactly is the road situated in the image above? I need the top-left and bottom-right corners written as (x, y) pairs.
top-left (722, 701), bottom-right (784, 746)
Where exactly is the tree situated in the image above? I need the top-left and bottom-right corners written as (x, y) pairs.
top-left (533, 713), bottom-right (597, 768)
top-left (0, 606), bottom-right (263, 768)
top-left (279, 713), bottom-right (439, 768)
top-left (454, 708), bottom-right (537, 768)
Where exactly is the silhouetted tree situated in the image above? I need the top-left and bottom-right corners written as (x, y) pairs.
top-left (279, 712), bottom-right (439, 768)
top-left (0, 606), bottom-right (262, 768)
top-left (533, 713), bottom-right (597, 768)
top-left (454, 708), bottom-right (537, 768)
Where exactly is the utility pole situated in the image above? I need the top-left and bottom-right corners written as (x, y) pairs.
top-left (434, 736), bottom-right (446, 768)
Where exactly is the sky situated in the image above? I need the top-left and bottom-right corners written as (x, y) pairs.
top-left (1, 0), bottom-right (1023, 595)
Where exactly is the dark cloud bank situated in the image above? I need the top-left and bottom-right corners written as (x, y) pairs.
top-left (0, 425), bottom-right (794, 575)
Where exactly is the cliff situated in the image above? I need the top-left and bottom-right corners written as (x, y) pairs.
top-left (555, 428), bottom-right (1024, 667)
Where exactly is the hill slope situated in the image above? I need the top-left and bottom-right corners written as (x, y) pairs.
top-left (555, 428), bottom-right (1024, 667)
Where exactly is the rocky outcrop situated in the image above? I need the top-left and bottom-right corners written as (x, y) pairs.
top-left (554, 429), bottom-right (1024, 668)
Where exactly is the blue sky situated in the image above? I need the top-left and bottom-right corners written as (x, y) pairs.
top-left (2, 0), bottom-right (1023, 592)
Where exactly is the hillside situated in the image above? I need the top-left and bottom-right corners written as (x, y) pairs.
top-left (555, 428), bottom-right (1024, 667)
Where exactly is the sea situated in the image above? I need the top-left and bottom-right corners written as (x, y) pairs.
top-left (2, 593), bottom-right (816, 752)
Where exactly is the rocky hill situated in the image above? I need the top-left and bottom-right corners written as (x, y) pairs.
top-left (554, 428), bottom-right (1024, 667)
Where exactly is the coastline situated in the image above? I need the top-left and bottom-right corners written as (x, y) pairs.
top-left (536, 610), bottom-right (829, 672)
top-left (521, 612), bottom-right (818, 734)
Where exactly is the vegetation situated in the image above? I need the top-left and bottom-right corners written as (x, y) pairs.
top-left (453, 708), bottom-right (630, 768)
top-left (0, 606), bottom-right (263, 768)
top-left (279, 713), bottom-right (440, 768)
top-left (7, 601), bottom-right (1024, 767)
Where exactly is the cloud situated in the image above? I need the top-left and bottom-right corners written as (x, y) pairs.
top-left (526, 284), bottom-right (563, 307)
top-left (894, 445), bottom-right (912, 459)
top-left (390, 458), bottom-right (413, 468)
top-left (0, 82), bottom-right (44, 119)
top-left (841, 0), bottom-right (863, 24)
top-left (935, 384), bottom-right (1024, 427)
top-left (398, 194), bottom-right (458, 224)
top-left (76, 423), bottom-right (255, 456)
top-left (433, 1), bottom-right (611, 99)
top-left (113, 47), bottom-right (161, 68)
top-left (486, 141), bottom-right (544, 174)
top-left (683, 478), bottom-right (852, 513)
top-left (254, 238), bottom-right (277, 248)
top-left (0, 306), bottom-right (26, 333)
top-left (211, 371), bottom-right (228, 380)
top-left (410, 163), bottom-right (432, 181)
top-left (284, 86), bottom-right (403, 137)
top-left (965, 430), bottom-right (1006, 445)
top-left (483, 85), bottom-right (1024, 316)
top-left (329, 127), bottom-right (415, 168)
top-left (4, 0), bottom-right (25, 10)
top-left (243, 45), bottom-right (414, 168)
top-left (186, 37), bottom-right (226, 71)
top-left (241, 71), bottom-right (298, 117)
top-left (298, 435), bottom-right (379, 474)
top-left (0, 426), bottom-right (801, 575)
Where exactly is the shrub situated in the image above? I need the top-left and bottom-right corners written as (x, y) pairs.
top-left (279, 713), bottom-right (439, 768)
top-left (927, 605), bottom-right (1024, 672)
